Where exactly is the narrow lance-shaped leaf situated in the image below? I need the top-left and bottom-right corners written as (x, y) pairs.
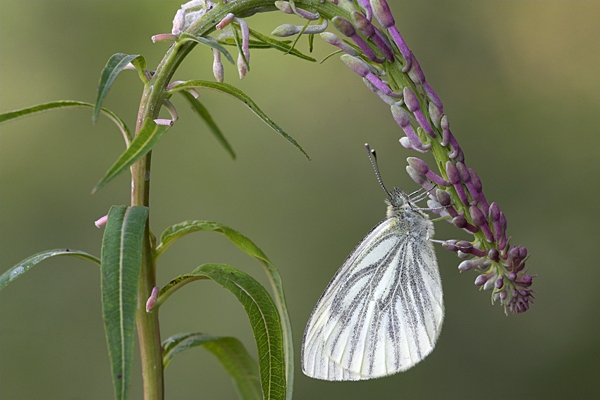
top-left (180, 90), bottom-right (236, 159)
top-left (167, 80), bottom-right (309, 159)
top-left (94, 53), bottom-right (141, 123)
top-left (93, 118), bottom-right (170, 193)
top-left (101, 205), bottom-right (148, 400)
top-left (163, 333), bottom-right (261, 400)
top-left (0, 249), bottom-right (100, 292)
top-left (248, 28), bottom-right (316, 62)
top-left (179, 33), bottom-right (235, 64)
top-left (155, 221), bottom-right (294, 399)
top-left (158, 264), bottom-right (286, 400)
top-left (0, 100), bottom-right (132, 144)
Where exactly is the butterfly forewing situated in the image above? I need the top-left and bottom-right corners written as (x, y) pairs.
top-left (302, 201), bottom-right (444, 381)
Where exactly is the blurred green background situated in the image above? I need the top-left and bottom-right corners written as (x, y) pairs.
top-left (1, 1), bottom-right (599, 399)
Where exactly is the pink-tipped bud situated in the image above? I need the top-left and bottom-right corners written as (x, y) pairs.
top-left (145, 286), bottom-right (160, 312)
top-left (95, 215), bottom-right (108, 228)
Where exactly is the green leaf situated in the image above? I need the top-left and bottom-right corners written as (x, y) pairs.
top-left (180, 90), bottom-right (236, 159)
top-left (179, 33), bottom-right (235, 64)
top-left (0, 100), bottom-right (132, 144)
top-left (155, 221), bottom-right (294, 399)
top-left (129, 55), bottom-right (148, 84)
top-left (93, 118), bottom-right (170, 193)
top-left (163, 333), bottom-right (262, 400)
top-left (94, 53), bottom-right (141, 123)
top-left (159, 264), bottom-right (285, 400)
top-left (101, 205), bottom-right (148, 400)
top-left (248, 29), bottom-right (316, 62)
top-left (218, 38), bottom-right (293, 49)
top-left (0, 249), bottom-right (99, 292)
top-left (232, 23), bottom-right (250, 72)
top-left (168, 80), bottom-right (309, 159)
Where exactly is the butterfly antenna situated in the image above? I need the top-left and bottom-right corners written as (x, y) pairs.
top-left (365, 143), bottom-right (392, 198)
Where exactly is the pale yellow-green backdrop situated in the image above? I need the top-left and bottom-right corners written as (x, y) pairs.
top-left (1, 1), bottom-right (598, 399)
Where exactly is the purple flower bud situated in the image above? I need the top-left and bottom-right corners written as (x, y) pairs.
top-left (446, 161), bottom-right (460, 185)
top-left (424, 82), bottom-right (443, 111)
top-left (429, 102), bottom-right (442, 129)
top-left (452, 215), bottom-right (478, 233)
top-left (403, 88), bottom-right (435, 138)
top-left (517, 274), bottom-right (533, 286)
top-left (469, 169), bottom-right (489, 212)
top-left (320, 32), bottom-right (361, 56)
top-left (483, 275), bottom-right (496, 291)
top-left (406, 158), bottom-right (449, 187)
top-left (500, 290), bottom-right (508, 300)
top-left (440, 116), bottom-right (450, 146)
top-left (332, 16), bottom-right (356, 36)
top-left (447, 161), bottom-right (470, 206)
top-left (333, 17), bottom-right (383, 62)
top-left (407, 157), bottom-right (428, 175)
top-left (457, 241), bottom-right (473, 253)
top-left (362, 79), bottom-right (398, 105)
top-left (488, 248), bottom-right (500, 262)
top-left (391, 105), bottom-right (431, 151)
top-left (442, 239), bottom-right (458, 252)
top-left (275, 1), bottom-right (320, 20)
top-left (519, 247), bottom-right (528, 259)
top-left (436, 189), bottom-right (451, 206)
top-left (271, 24), bottom-right (299, 36)
top-left (508, 272), bottom-right (517, 281)
top-left (352, 12), bottom-right (394, 61)
top-left (406, 165), bottom-right (428, 185)
top-left (370, 0), bottom-right (394, 27)
top-left (341, 55), bottom-right (401, 97)
top-left (470, 206), bottom-right (494, 242)
top-left (370, 0), bottom-right (413, 69)
top-left (340, 54), bottom-right (370, 76)
top-left (489, 202), bottom-right (502, 241)
top-left (474, 273), bottom-right (491, 286)
top-left (458, 258), bottom-right (488, 272)
top-left (402, 87), bottom-right (420, 112)
top-left (407, 57), bottom-right (425, 85)
top-left (357, 0), bottom-right (373, 20)
top-left (508, 246), bottom-right (520, 260)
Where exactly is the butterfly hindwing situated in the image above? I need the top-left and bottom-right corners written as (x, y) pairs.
top-left (302, 208), bottom-right (444, 381)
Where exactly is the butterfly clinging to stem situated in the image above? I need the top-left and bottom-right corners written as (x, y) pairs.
top-left (301, 144), bottom-right (444, 381)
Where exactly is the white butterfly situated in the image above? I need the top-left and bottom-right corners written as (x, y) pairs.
top-left (301, 145), bottom-right (444, 381)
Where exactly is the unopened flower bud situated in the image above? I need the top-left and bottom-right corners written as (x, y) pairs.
top-left (145, 286), bottom-right (160, 312)
top-left (320, 32), bottom-right (360, 56)
top-left (488, 248), bottom-right (500, 262)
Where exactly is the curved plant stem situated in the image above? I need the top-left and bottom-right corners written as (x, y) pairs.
top-left (131, 2), bottom-right (353, 399)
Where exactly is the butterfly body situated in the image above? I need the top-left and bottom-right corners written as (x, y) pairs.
top-left (302, 188), bottom-right (444, 381)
